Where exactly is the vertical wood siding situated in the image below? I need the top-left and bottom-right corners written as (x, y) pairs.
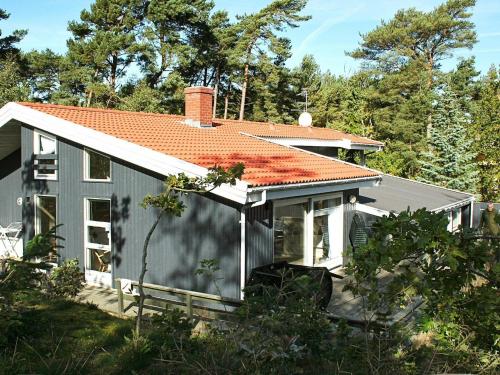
top-left (245, 203), bottom-right (274, 279)
top-left (17, 124), bottom-right (241, 299)
top-left (0, 148), bottom-right (22, 224)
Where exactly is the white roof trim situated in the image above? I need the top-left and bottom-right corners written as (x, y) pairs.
top-left (0, 102), bottom-right (249, 204)
top-left (259, 137), bottom-right (383, 151)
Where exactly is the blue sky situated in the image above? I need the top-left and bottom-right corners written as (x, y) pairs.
top-left (1, 0), bottom-right (499, 75)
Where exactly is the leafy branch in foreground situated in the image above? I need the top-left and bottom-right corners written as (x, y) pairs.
top-left (344, 208), bottom-right (499, 349)
top-left (136, 163), bottom-right (244, 334)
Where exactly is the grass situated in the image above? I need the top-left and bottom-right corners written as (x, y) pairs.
top-left (1, 291), bottom-right (134, 374)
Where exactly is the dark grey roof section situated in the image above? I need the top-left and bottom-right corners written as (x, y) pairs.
top-left (359, 174), bottom-right (474, 213)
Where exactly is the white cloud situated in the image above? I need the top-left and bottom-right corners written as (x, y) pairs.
top-left (294, 3), bottom-right (366, 57)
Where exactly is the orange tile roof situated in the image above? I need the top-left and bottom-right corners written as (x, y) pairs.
top-left (18, 102), bottom-right (380, 187)
top-left (215, 118), bottom-right (383, 146)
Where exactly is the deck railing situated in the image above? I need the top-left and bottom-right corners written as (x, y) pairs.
top-left (115, 278), bottom-right (242, 318)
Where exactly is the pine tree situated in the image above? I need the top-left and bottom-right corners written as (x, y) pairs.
top-left (472, 66), bottom-right (500, 201)
top-left (0, 8), bottom-right (27, 60)
top-left (67, 0), bottom-right (145, 106)
top-left (418, 87), bottom-right (478, 192)
top-left (232, 0), bottom-right (310, 120)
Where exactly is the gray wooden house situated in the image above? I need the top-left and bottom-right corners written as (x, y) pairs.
top-left (0, 87), bottom-right (383, 299)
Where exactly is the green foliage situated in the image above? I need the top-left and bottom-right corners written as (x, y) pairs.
top-left (472, 65), bottom-right (500, 201)
top-left (345, 208), bottom-right (499, 349)
top-left (0, 8), bottom-right (27, 60)
top-left (47, 259), bottom-right (85, 299)
top-left (417, 87), bottom-right (479, 192)
top-left (0, 57), bottom-right (29, 106)
top-left (24, 224), bottom-right (64, 261)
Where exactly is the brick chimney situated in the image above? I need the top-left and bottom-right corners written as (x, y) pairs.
top-left (184, 86), bottom-right (213, 127)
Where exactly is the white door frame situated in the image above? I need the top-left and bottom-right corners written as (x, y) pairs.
top-left (272, 192), bottom-right (344, 268)
top-left (83, 198), bottom-right (112, 286)
top-left (311, 193), bottom-right (344, 269)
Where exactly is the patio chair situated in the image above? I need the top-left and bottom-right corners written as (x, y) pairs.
top-left (3, 222), bottom-right (23, 258)
top-left (0, 224), bottom-right (8, 256)
top-left (349, 213), bottom-right (369, 252)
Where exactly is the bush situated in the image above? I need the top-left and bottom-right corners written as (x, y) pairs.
top-left (47, 259), bottom-right (85, 299)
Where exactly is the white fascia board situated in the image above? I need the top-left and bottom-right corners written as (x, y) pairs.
top-left (0, 103), bottom-right (249, 204)
top-left (248, 176), bottom-right (381, 202)
top-left (431, 197), bottom-right (475, 213)
top-left (261, 137), bottom-right (383, 151)
top-left (262, 137), bottom-right (349, 148)
top-left (349, 144), bottom-right (383, 151)
top-left (355, 203), bottom-right (390, 217)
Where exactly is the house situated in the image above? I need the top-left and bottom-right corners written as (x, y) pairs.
top-left (0, 87), bottom-right (383, 299)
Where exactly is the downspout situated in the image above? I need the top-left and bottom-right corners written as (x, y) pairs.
top-left (240, 207), bottom-right (246, 300)
top-left (250, 189), bottom-right (267, 207)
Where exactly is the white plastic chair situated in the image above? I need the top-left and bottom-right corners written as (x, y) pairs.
top-left (0, 224), bottom-right (8, 257)
top-left (3, 222), bottom-right (23, 258)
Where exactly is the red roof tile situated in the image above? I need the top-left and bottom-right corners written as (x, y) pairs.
top-left (18, 102), bottom-right (380, 187)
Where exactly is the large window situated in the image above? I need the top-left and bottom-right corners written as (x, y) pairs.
top-left (84, 199), bottom-right (112, 285)
top-left (274, 202), bottom-right (307, 265)
top-left (273, 194), bottom-right (344, 268)
top-left (35, 195), bottom-right (58, 261)
top-left (449, 207), bottom-right (462, 232)
top-left (313, 197), bottom-right (343, 266)
top-left (84, 149), bottom-right (111, 181)
top-left (34, 131), bottom-right (57, 180)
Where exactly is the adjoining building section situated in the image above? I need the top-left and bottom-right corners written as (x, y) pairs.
top-left (357, 174), bottom-right (474, 233)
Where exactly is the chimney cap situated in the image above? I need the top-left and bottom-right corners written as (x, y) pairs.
top-left (184, 86), bottom-right (214, 95)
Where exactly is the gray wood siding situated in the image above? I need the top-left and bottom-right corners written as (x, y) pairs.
top-left (245, 203), bottom-right (273, 279)
top-left (244, 190), bottom-right (360, 277)
top-left (18, 124), bottom-right (241, 299)
top-left (0, 148), bottom-right (22, 225)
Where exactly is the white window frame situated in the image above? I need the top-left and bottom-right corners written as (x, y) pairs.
top-left (311, 193), bottom-right (344, 269)
top-left (83, 148), bottom-right (112, 182)
top-left (84, 198), bottom-right (112, 286)
top-left (272, 192), bottom-right (344, 269)
top-left (34, 194), bottom-right (58, 265)
top-left (448, 207), bottom-right (462, 232)
top-left (33, 130), bottom-right (58, 180)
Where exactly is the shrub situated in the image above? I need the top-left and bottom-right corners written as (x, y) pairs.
top-left (47, 259), bottom-right (85, 299)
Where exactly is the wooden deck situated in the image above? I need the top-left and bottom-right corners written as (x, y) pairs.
top-left (77, 272), bottom-right (423, 327)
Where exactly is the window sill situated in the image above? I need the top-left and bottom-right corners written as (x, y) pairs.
top-left (83, 179), bottom-right (112, 183)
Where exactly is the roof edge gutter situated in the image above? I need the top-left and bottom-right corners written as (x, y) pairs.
top-left (431, 196), bottom-right (476, 213)
top-left (249, 175), bottom-right (382, 193)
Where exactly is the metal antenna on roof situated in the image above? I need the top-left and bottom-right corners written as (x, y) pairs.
top-left (297, 89), bottom-right (312, 127)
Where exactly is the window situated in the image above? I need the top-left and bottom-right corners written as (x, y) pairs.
top-left (313, 197), bottom-right (343, 266)
top-left (84, 199), bottom-right (112, 286)
top-left (273, 194), bottom-right (344, 269)
top-left (450, 207), bottom-right (461, 232)
top-left (35, 195), bottom-right (58, 262)
top-left (34, 131), bottom-right (57, 180)
top-left (274, 202), bottom-right (307, 265)
top-left (84, 149), bottom-right (111, 181)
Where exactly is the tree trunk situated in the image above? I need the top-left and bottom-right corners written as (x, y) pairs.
top-left (224, 93), bottom-right (229, 120)
top-left (224, 80), bottom-right (231, 120)
top-left (110, 53), bottom-right (118, 93)
top-left (239, 63), bottom-right (249, 121)
top-left (135, 210), bottom-right (164, 335)
top-left (86, 91), bottom-right (93, 108)
top-left (426, 56), bottom-right (434, 140)
top-left (213, 67), bottom-right (220, 118)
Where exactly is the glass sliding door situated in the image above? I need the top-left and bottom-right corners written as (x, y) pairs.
top-left (84, 198), bottom-right (111, 286)
top-left (274, 202), bottom-right (307, 265)
top-left (35, 195), bottom-right (58, 262)
top-left (313, 197), bottom-right (343, 267)
top-left (273, 194), bottom-right (344, 269)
